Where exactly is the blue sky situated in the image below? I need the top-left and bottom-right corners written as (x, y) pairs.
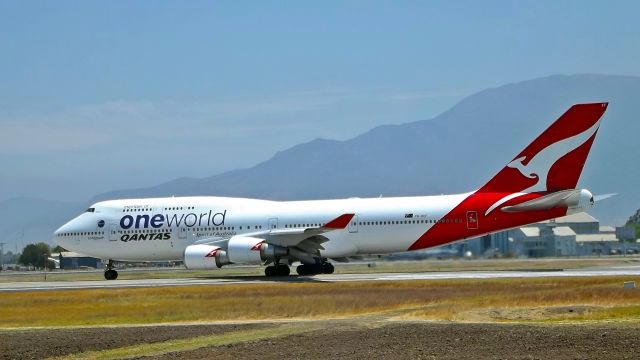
top-left (1, 1), bottom-right (638, 201)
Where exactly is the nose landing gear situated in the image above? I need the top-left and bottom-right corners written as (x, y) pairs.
top-left (104, 259), bottom-right (118, 280)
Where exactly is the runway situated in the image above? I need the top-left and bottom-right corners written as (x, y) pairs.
top-left (1, 267), bottom-right (639, 292)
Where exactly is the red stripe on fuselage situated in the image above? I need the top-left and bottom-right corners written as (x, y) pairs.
top-left (408, 192), bottom-right (567, 251)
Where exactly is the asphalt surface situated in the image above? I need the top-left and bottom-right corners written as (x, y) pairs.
top-left (1, 267), bottom-right (639, 292)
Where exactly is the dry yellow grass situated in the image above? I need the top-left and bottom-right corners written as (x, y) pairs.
top-left (1, 276), bottom-right (639, 328)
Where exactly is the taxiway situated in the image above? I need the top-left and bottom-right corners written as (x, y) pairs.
top-left (1, 267), bottom-right (639, 292)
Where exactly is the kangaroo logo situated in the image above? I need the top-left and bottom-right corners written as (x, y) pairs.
top-left (485, 119), bottom-right (601, 216)
top-left (205, 248), bottom-right (220, 257)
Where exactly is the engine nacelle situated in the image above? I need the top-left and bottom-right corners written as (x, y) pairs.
top-left (227, 236), bottom-right (288, 265)
top-left (183, 244), bottom-right (231, 270)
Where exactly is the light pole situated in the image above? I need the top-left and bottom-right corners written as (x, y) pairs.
top-left (43, 253), bottom-right (48, 281)
top-left (0, 242), bottom-right (5, 271)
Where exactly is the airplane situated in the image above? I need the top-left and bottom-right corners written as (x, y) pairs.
top-left (54, 102), bottom-right (608, 280)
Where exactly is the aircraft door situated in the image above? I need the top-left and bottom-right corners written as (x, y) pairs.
top-left (348, 215), bottom-right (359, 233)
top-left (466, 211), bottom-right (479, 230)
top-left (268, 217), bottom-right (278, 230)
top-left (108, 224), bottom-right (118, 241)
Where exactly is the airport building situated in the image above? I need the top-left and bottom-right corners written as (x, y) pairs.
top-left (53, 252), bottom-right (103, 269)
top-left (463, 213), bottom-right (637, 257)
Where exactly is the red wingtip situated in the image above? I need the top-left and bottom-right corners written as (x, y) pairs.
top-left (324, 214), bottom-right (355, 229)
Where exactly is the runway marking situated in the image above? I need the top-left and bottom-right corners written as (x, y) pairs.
top-left (1, 267), bottom-right (640, 292)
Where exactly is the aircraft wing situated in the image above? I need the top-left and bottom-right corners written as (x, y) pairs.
top-left (265, 213), bottom-right (355, 248)
top-left (192, 213), bottom-right (354, 257)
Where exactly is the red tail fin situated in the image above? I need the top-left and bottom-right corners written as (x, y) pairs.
top-left (479, 102), bottom-right (608, 194)
top-left (408, 103), bottom-right (607, 251)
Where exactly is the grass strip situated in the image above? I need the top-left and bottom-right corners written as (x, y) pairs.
top-left (49, 323), bottom-right (314, 360)
top-left (2, 276), bottom-right (638, 327)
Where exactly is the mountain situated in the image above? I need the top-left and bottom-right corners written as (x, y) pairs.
top-left (0, 198), bottom-right (84, 253)
top-left (3, 74), bottom-right (638, 251)
top-left (95, 74), bottom-right (640, 226)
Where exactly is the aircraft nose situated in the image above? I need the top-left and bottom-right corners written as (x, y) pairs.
top-left (53, 217), bottom-right (78, 248)
top-left (53, 225), bottom-right (67, 247)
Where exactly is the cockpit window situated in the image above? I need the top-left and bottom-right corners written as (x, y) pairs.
top-left (86, 207), bottom-right (95, 213)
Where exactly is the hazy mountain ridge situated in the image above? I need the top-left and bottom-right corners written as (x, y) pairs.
top-left (0, 197), bottom-right (84, 252)
top-left (96, 74), bottom-right (640, 223)
top-left (2, 74), bottom-right (639, 249)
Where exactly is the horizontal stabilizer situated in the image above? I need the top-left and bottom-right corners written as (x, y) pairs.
top-left (501, 189), bottom-right (582, 213)
top-left (594, 193), bottom-right (617, 202)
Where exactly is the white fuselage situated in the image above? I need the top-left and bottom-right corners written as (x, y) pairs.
top-left (52, 102), bottom-right (607, 273)
top-left (54, 194), bottom-right (469, 261)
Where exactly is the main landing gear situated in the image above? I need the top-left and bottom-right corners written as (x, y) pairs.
top-left (264, 264), bottom-right (290, 277)
top-left (104, 259), bottom-right (118, 280)
top-left (296, 261), bottom-right (334, 276)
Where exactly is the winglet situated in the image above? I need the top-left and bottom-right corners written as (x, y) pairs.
top-left (323, 214), bottom-right (355, 229)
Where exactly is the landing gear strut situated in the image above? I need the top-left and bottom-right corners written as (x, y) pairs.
top-left (296, 261), bottom-right (334, 276)
top-left (104, 260), bottom-right (118, 280)
top-left (264, 264), bottom-right (290, 277)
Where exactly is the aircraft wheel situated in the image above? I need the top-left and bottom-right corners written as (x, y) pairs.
top-left (321, 262), bottom-right (335, 274)
top-left (276, 264), bottom-right (290, 276)
top-left (104, 269), bottom-right (118, 280)
top-left (265, 266), bottom-right (276, 277)
top-left (297, 264), bottom-right (321, 276)
top-left (296, 264), bottom-right (310, 276)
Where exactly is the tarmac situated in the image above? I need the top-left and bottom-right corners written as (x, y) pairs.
top-left (1, 266), bottom-right (639, 292)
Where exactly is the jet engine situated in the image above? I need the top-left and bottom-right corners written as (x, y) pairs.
top-left (184, 237), bottom-right (289, 269)
top-left (227, 236), bottom-right (288, 264)
top-left (183, 244), bottom-right (230, 270)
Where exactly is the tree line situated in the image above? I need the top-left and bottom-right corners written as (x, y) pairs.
top-left (1, 242), bottom-right (66, 270)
